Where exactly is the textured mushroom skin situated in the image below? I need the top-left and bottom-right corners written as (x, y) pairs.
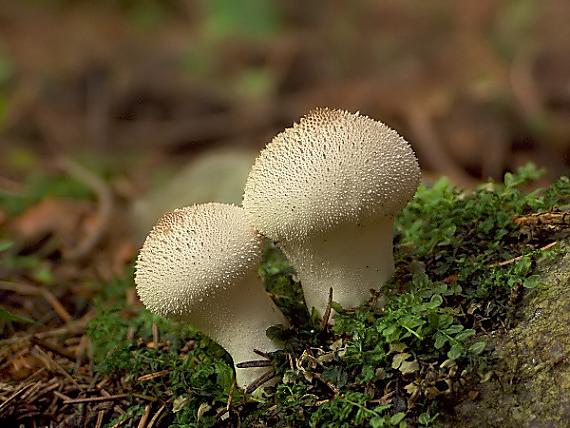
top-left (135, 203), bottom-right (287, 388)
top-left (243, 108), bottom-right (420, 317)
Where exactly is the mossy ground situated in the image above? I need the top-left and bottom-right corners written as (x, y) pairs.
top-left (448, 246), bottom-right (570, 427)
top-left (87, 165), bottom-right (568, 427)
top-left (1, 165), bottom-right (568, 427)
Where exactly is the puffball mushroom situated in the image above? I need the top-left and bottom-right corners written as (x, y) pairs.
top-left (135, 203), bottom-right (288, 389)
top-left (243, 108), bottom-right (420, 318)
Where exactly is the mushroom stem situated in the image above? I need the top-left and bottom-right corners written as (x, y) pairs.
top-left (186, 270), bottom-right (288, 388)
top-left (281, 218), bottom-right (395, 318)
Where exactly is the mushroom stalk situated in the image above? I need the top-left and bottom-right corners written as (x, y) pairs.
top-left (187, 270), bottom-right (287, 387)
top-left (281, 217), bottom-right (394, 317)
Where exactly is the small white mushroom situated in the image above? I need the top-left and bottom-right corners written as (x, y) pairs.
top-left (243, 108), bottom-right (420, 318)
top-left (135, 203), bottom-right (288, 389)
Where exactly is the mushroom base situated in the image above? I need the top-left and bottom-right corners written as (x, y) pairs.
top-left (182, 271), bottom-right (288, 389)
top-left (282, 217), bottom-right (395, 319)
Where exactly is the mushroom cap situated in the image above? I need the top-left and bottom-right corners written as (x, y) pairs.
top-left (135, 203), bottom-right (263, 320)
top-left (242, 108), bottom-right (421, 240)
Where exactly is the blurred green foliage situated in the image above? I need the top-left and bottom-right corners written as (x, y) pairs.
top-left (0, 170), bottom-right (93, 216)
top-left (200, 0), bottom-right (279, 41)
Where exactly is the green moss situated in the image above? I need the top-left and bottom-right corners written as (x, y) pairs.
top-left (88, 164), bottom-right (568, 427)
top-left (448, 247), bottom-right (570, 427)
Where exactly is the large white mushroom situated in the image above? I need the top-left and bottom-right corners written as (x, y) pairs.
top-left (135, 203), bottom-right (288, 389)
top-left (242, 108), bottom-right (420, 318)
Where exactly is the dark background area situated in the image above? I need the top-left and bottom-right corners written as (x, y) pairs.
top-left (0, 0), bottom-right (568, 187)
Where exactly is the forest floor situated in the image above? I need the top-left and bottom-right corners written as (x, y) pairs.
top-left (0, 163), bottom-right (568, 427)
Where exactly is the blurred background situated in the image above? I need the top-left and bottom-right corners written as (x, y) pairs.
top-left (2, 2), bottom-right (570, 163)
top-left (0, 0), bottom-right (569, 254)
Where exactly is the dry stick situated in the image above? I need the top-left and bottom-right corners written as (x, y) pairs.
top-left (33, 379), bottom-right (61, 401)
top-left (21, 379), bottom-right (60, 408)
top-left (147, 404), bottom-right (166, 428)
top-left (0, 280), bottom-right (72, 322)
top-left (137, 369), bottom-right (172, 382)
top-left (313, 372), bottom-right (340, 395)
top-left (137, 404), bottom-right (152, 428)
top-left (253, 349), bottom-right (269, 359)
top-left (63, 394), bottom-right (155, 405)
top-left (63, 394), bottom-right (130, 405)
top-left (31, 336), bottom-right (76, 362)
top-left (55, 157), bottom-right (113, 261)
top-left (235, 359), bottom-right (272, 369)
top-left (0, 382), bottom-right (35, 415)
top-left (20, 381), bottom-right (45, 404)
top-left (491, 241), bottom-right (558, 267)
top-left (151, 322), bottom-right (159, 347)
top-left (53, 391), bottom-right (73, 402)
top-left (226, 381), bottom-right (235, 412)
top-left (320, 287), bottom-right (334, 330)
top-left (74, 334), bottom-right (89, 372)
top-left (33, 345), bottom-right (84, 391)
top-left (95, 410), bottom-right (106, 428)
top-left (245, 370), bottom-right (277, 394)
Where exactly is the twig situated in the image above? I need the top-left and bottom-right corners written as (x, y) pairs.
top-left (491, 241), bottom-right (558, 267)
top-left (31, 336), bottom-right (76, 362)
top-left (95, 410), bottom-right (106, 428)
top-left (226, 380), bottom-right (235, 412)
top-left (55, 157), bottom-right (113, 260)
top-left (147, 404), bottom-right (166, 428)
top-left (253, 349), bottom-right (269, 358)
top-left (137, 404), bottom-right (152, 428)
top-left (235, 359), bottom-right (272, 369)
top-left (74, 334), bottom-right (89, 372)
top-left (53, 391), bottom-right (73, 402)
top-left (245, 370), bottom-right (277, 394)
top-left (63, 394), bottom-right (130, 405)
top-left (313, 372), bottom-right (340, 395)
top-left (0, 280), bottom-right (72, 322)
top-left (0, 383), bottom-right (35, 415)
top-left (151, 322), bottom-right (159, 347)
top-left (33, 345), bottom-right (83, 391)
top-left (320, 287), bottom-right (333, 329)
top-left (137, 369), bottom-right (172, 382)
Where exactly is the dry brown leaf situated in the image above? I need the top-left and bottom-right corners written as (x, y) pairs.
top-left (11, 197), bottom-right (91, 244)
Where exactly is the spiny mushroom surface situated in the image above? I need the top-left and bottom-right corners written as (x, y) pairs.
top-left (243, 108), bottom-right (420, 318)
top-left (135, 202), bottom-right (287, 389)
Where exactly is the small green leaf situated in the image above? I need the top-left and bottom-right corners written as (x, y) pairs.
top-left (390, 412), bottom-right (406, 424)
top-left (469, 341), bottom-right (487, 355)
top-left (429, 294), bottom-right (443, 308)
top-left (434, 332), bottom-right (448, 349)
top-left (523, 275), bottom-right (540, 289)
top-left (0, 306), bottom-right (34, 324)
top-left (447, 343), bottom-right (463, 360)
top-left (0, 240), bottom-right (13, 252)
top-left (455, 329), bottom-right (476, 342)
